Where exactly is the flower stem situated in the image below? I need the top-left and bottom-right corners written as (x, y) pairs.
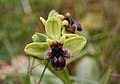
top-left (26, 56), bottom-right (30, 84)
top-left (26, 57), bottom-right (36, 84)
top-left (38, 60), bottom-right (50, 84)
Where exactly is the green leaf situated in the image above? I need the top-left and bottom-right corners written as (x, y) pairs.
top-left (24, 42), bottom-right (49, 59)
top-left (48, 10), bottom-right (58, 18)
top-left (70, 76), bottom-right (99, 84)
top-left (45, 61), bottom-right (71, 84)
top-left (64, 36), bottom-right (87, 56)
top-left (100, 68), bottom-right (111, 84)
top-left (20, 75), bottom-right (30, 84)
top-left (45, 17), bottom-right (61, 40)
top-left (75, 57), bottom-right (100, 82)
top-left (32, 32), bottom-right (47, 42)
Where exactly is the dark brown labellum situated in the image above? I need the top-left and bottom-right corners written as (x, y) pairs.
top-left (74, 21), bottom-right (82, 31)
top-left (44, 41), bottom-right (71, 71)
top-left (50, 41), bottom-right (66, 71)
top-left (51, 56), bottom-right (66, 71)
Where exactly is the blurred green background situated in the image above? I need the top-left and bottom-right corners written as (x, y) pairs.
top-left (0, 0), bottom-right (120, 84)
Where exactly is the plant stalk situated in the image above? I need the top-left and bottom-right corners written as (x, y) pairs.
top-left (38, 60), bottom-right (50, 84)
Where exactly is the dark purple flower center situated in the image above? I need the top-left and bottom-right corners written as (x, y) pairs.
top-left (44, 41), bottom-right (71, 71)
top-left (51, 56), bottom-right (66, 71)
top-left (50, 41), bottom-right (66, 71)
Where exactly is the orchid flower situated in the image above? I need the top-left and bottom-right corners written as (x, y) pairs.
top-left (62, 12), bottom-right (82, 33)
top-left (24, 10), bottom-right (86, 71)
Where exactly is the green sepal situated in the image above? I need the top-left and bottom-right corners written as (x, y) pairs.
top-left (24, 42), bottom-right (49, 59)
top-left (59, 34), bottom-right (79, 44)
top-left (64, 34), bottom-right (79, 39)
top-left (32, 32), bottom-right (47, 42)
top-left (45, 17), bottom-right (61, 40)
top-left (48, 10), bottom-right (58, 18)
top-left (62, 27), bottom-right (71, 35)
top-left (40, 17), bottom-right (46, 25)
top-left (64, 36), bottom-right (87, 56)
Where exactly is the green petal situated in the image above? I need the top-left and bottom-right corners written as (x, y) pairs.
top-left (40, 17), bottom-right (46, 25)
top-left (62, 27), bottom-right (71, 35)
top-left (45, 17), bottom-right (61, 40)
top-left (24, 42), bottom-right (49, 59)
top-left (64, 34), bottom-right (79, 39)
top-left (59, 35), bottom-right (66, 44)
top-left (46, 38), bottom-right (53, 46)
top-left (32, 32), bottom-right (47, 42)
top-left (59, 34), bottom-right (79, 44)
top-left (64, 36), bottom-right (87, 56)
top-left (48, 10), bottom-right (58, 18)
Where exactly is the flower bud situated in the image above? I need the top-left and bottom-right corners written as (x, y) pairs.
top-left (65, 12), bottom-right (70, 18)
top-left (62, 20), bottom-right (69, 26)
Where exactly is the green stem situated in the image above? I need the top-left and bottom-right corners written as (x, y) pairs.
top-left (26, 56), bottom-right (30, 84)
top-left (26, 56), bottom-right (35, 84)
top-left (38, 60), bottom-right (50, 84)
top-left (28, 57), bottom-right (35, 76)
top-left (31, 62), bottom-right (41, 70)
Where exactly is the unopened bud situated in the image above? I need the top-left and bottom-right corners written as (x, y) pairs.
top-left (62, 20), bottom-right (69, 26)
top-left (65, 12), bottom-right (70, 18)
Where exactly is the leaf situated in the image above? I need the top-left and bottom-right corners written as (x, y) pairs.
top-left (45, 17), bottom-right (61, 40)
top-left (32, 32), bottom-right (47, 42)
top-left (44, 61), bottom-right (71, 84)
top-left (75, 57), bottom-right (100, 82)
top-left (64, 36), bottom-right (87, 56)
top-left (48, 10), bottom-right (58, 18)
top-left (20, 75), bottom-right (30, 84)
top-left (70, 76), bottom-right (99, 84)
top-left (24, 42), bottom-right (49, 59)
top-left (100, 68), bottom-right (111, 84)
